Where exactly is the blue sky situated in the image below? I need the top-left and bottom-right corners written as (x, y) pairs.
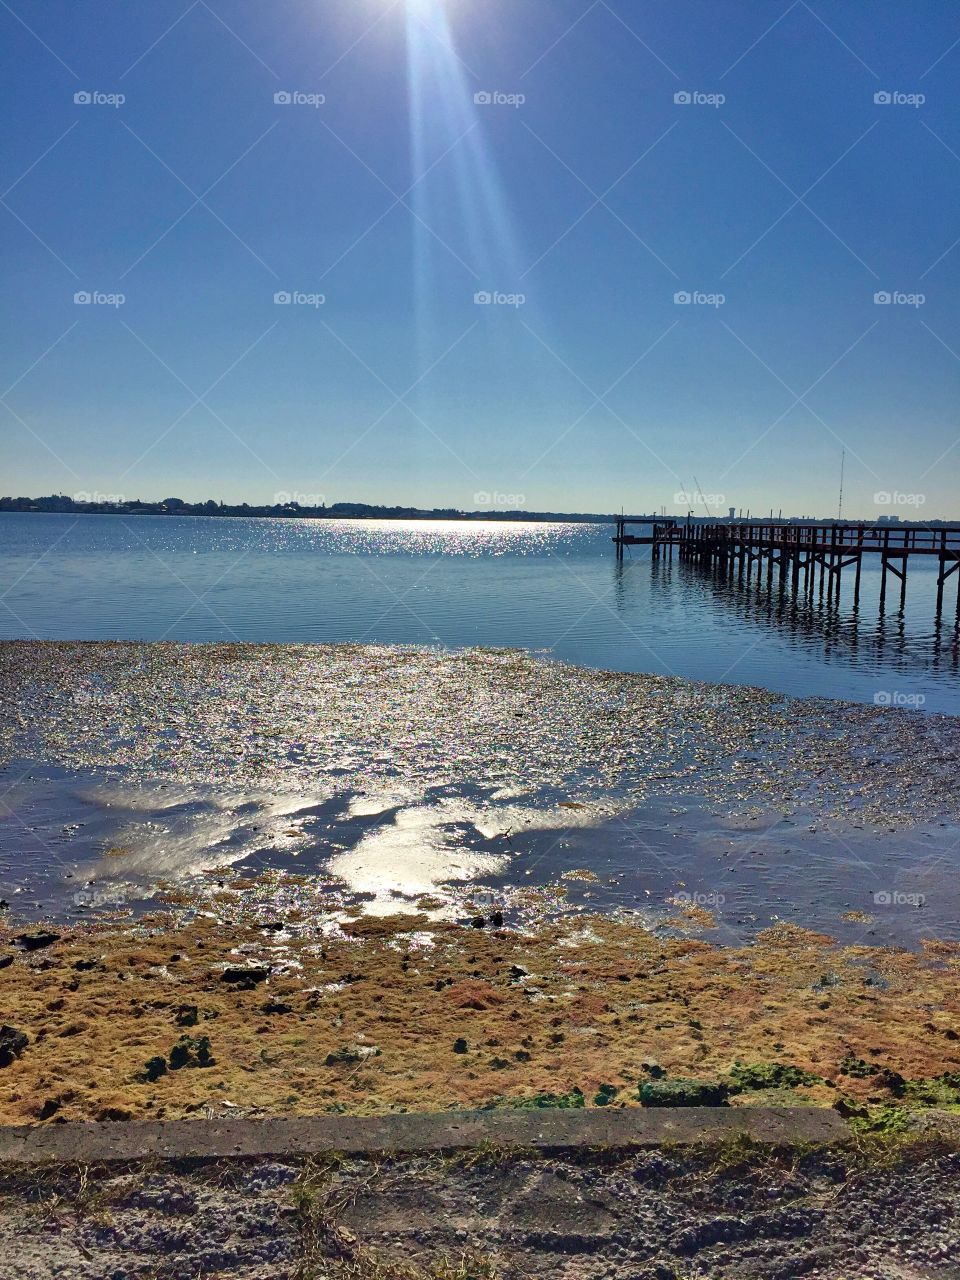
top-left (1, 0), bottom-right (959, 518)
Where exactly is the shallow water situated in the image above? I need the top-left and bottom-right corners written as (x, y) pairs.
top-left (2, 523), bottom-right (958, 948)
top-left (2, 638), bottom-right (958, 948)
top-left (2, 512), bottom-right (958, 712)
top-left (1, 760), bottom-right (953, 950)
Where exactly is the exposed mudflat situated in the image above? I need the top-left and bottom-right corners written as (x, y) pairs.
top-left (2, 1140), bottom-right (959, 1279)
top-left (3, 642), bottom-right (958, 823)
top-left (0, 642), bottom-right (958, 1126)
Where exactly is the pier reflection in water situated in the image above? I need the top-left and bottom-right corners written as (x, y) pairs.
top-left (613, 552), bottom-right (960, 690)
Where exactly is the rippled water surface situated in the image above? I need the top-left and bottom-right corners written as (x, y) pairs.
top-left (2, 642), bottom-right (958, 944)
top-left (2, 512), bottom-right (958, 712)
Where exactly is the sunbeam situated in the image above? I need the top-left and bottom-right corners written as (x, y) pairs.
top-left (404, 0), bottom-right (529, 366)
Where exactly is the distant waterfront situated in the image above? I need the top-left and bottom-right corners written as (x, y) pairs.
top-left (3, 493), bottom-right (956, 527)
top-left (2, 512), bottom-right (958, 712)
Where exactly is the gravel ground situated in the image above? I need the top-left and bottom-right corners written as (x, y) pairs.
top-left (2, 1140), bottom-right (959, 1279)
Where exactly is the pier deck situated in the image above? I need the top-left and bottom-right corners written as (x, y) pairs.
top-left (613, 519), bottom-right (960, 619)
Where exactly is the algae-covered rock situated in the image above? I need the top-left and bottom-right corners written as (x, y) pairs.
top-left (906, 1072), bottom-right (960, 1107)
top-left (498, 1088), bottom-right (585, 1110)
top-left (839, 1054), bottom-right (879, 1079)
top-left (639, 1078), bottom-right (729, 1107)
top-left (169, 1035), bottom-right (214, 1070)
top-left (729, 1061), bottom-right (822, 1091)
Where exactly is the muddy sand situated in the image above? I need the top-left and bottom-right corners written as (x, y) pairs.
top-left (3, 1138), bottom-right (960, 1279)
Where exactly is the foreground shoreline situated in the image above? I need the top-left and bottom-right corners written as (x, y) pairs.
top-left (1, 642), bottom-right (959, 1129)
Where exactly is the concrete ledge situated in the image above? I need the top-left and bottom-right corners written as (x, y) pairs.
top-left (0, 1107), bottom-right (847, 1165)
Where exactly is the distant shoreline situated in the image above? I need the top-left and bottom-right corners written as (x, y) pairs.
top-left (0, 500), bottom-right (622, 525)
top-left (1, 501), bottom-right (953, 528)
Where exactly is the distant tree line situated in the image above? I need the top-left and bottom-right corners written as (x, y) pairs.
top-left (0, 494), bottom-right (620, 523)
top-left (1, 495), bottom-right (953, 526)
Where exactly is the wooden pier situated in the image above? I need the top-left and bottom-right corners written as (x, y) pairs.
top-left (613, 519), bottom-right (960, 619)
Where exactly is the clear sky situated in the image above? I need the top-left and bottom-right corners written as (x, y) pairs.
top-left (1, 0), bottom-right (958, 518)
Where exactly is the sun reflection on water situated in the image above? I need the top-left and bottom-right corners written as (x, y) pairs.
top-left (297, 518), bottom-right (585, 557)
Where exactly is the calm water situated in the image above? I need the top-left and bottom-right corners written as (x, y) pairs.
top-left (2, 512), bottom-right (959, 713)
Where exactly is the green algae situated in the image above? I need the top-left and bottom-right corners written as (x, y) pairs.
top-left (729, 1061), bottom-right (823, 1091)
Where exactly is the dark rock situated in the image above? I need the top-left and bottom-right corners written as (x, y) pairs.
top-left (325, 1046), bottom-right (380, 1067)
top-left (97, 1105), bottom-right (132, 1121)
top-left (453, 1038), bottom-right (468, 1054)
top-left (876, 1068), bottom-right (907, 1097)
top-left (15, 930), bottom-right (60, 952)
top-left (37, 1098), bottom-right (60, 1120)
top-left (595, 1083), bottom-right (619, 1106)
top-left (470, 916), bottom-right (486, 929)
top-left (0, 1025), bottom-right (28, 1068)
top-left (326, 1048), bottom-right (358, 1066)
top-left (72, 958), bottom-right (99, 971)
top-left (143, 1056), bottom-right (168, 1082)
top-left (0, 955), bottom-right (13, 970)
top-left (221, 966), bottom-right (269, 989)
top-left (262, 1001), bottom-right (294, 1015)
top-left (833, 1096), bottom-right (868, 1118)
top-left (175, 1004), bottom-right (199, 1026)
top-left (489, 911), bottom-right (504, 927)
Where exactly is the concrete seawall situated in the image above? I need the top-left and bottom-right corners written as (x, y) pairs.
top-left (0, 1106), bottom-right (847, 1164)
